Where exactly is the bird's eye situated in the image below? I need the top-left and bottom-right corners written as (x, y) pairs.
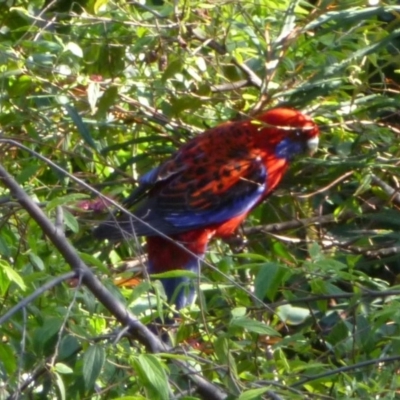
top-left (293, 129), bottom-right (303, 138)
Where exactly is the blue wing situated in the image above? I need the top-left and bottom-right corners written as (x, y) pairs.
top-left (93, 155), bottom-right (267, 240)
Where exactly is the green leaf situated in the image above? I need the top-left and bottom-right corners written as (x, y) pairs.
top-left (63, 104), bottom-right (98, 151)
top-left (304, 6), bottom-right (400, 31)
top-left (46, 194), bottom-right (88, 211)
top-left (0, 343), bottom-right (17, 374)
top-left (79, 252), bottom-right (110, 273)
top-left (63, 208), bottom-right (79, 233)
top-left (0, 259), bottom-right (26, 291)
top-left (327, 320), bottom-right (350, 345)
top-left (15, 163), bottom-right (40, 184)
top-left (29, 252), bottom-right (45, 271)
top-left (214, 335), bottom-right (230, 364)
top-left (83, 344), bottom-right (105, 390)
top-left (276, 305), bottom-right (310, 326)
top-left (93, 0), bottom-right (110, 14)
top-left (132, 354), bottom-right (169, 400)
top-left (151, 270), bottom-right (198, 279)
top-left (96, 86), bottom-right (118, 118)
top-left (238, 387), bottom-right (271, 400)
top-left (0, 235), bottom-right (11, 258)
top-left (170, 97), bottom-right (203, 116)
top-left (231, 307), bottom-right (247, 318)
top-left (161, 58), bottom-right (183, 82)
top-left (33, 318), bottom-right (63, 354)
top-left (308, 242), bottom-right (323, 261)
top-left (65, 42), bottom-right (83, 58)
top-left (213, 336), bottom-right (239, 389)
top-left (87, 81), bottom-right (101, 113)
top-left (54, 363), bottom-right (73, 374)
top-left (230, 317), bottom-right (280, 336)
top-left (234, 253), bottom-right (268, 262)
top-left (59, 335), bottom-right (81, 361)
top-left (254, 262), bottom-right (288, 301)
top-left (54, 371), bottom-right (66, 400)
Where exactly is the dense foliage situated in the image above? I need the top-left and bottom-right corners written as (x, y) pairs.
top-left (2, 0), bottom-right (400, 399)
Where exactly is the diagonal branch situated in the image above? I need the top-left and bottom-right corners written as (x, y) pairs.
top-left (0, 271), bottom-right (77, 326)
top-left (0, 162), bottom-right (161, 350)
top-left (0, 162), bottom-right (228, 400)
top-left (291, 355), bottom-right (400, 388)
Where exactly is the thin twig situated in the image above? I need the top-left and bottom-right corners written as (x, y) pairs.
top-left (296, 171), bottom-right (354, 198)
top-left (291, 355), bottom-right (400, 388)
top-left (371, 174), bottom-right (400, 206)
top-left (211, 80), bottom-right (250, 93)
top-left (243, 213), bottom-right (337, 236)
top-left (0, 271), bottom-right (77, 326)
top-left (267, 288), bottom-right (400, 311)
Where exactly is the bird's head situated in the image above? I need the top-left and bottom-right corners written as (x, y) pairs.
top-left (253, 108), bottom-right (320, 160)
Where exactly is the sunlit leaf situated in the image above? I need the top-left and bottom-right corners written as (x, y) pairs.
top-left (54, 363), bottom-right (73, 374)
top-left (276, 305), bottom-right (311, 326)
top-left (54, 371), bottom-right (66, 400)
top-left (238, 387), bottom-right (271, 400)
top-left (65, 42), bottom-right (83, 58)
top-left (132, 354), bottom-right (169, 400)
top-left (0, 260), bottom-right (26, 291)
top-left (230, 317), bottom-right (280, 336)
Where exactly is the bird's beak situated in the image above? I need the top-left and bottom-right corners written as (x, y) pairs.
top-left (306, 136), bottom-right (319, 155)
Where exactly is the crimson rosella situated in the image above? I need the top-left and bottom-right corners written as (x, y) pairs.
top-left (94, 108), bottom-right (319, 309)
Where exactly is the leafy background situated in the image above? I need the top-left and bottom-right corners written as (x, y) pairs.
top-left (2, 0), bottom-right (400, 399)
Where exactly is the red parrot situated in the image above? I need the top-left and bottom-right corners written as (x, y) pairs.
top-left (94, 108), bottom-right (319, 309)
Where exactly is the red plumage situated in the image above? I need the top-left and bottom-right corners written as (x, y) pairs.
top-left (94, 108), bottom-right (320, 309)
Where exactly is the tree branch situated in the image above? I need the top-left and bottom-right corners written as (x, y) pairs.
top-left (0, 271), bottom-right (77, 326)
top-left (0, 162), bottom-right (228, 400)
top-left (371, 174), bottom-right (400, 206)
top-left (0, 162), bottom-right (161, 350)
top-left (243, 212), bottom-right (337, 235)
top-left (291, 355), bottom-right (400, 388)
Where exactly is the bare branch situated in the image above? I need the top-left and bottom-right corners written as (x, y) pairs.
top-left (0, 271), bottom-right (77, 326)
top-left (371, 174), bottom-right (400, 206)
top-left (292, 355), bottom-right (400, 388)
top-left (267, 288), bottom-right (400, 311)
top-left (0, 162), bottom-right (227, 400)
top-left (211, 80), bottom-right (251, 92)
top-left (243, 213), bottom-right (337, 235)
top-left (0, 162), bottom-right (161, 349)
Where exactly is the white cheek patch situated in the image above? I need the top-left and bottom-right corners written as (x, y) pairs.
top-left (307, 136), bottom-right (319, 153)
